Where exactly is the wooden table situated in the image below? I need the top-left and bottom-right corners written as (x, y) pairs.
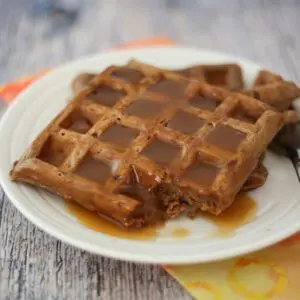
top-left (1, 1), bottom-right (299, 299)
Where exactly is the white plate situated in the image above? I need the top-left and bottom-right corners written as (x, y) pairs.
top-left (0, 47), bottom-right (300, 264)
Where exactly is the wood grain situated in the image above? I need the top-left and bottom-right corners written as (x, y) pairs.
top-left (0, 0), bottom-right (300, 299)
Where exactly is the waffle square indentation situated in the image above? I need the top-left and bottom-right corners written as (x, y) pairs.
top-left (99, 124), bottom-right (139, 149)
top-left (167, 110), bottom-right (204, 135)
top-left (142, 138), bottom-right (180, 166)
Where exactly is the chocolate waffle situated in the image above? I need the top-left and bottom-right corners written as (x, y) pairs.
top-left (73, 65), bottom-right (298, 116)
top-left (71, 63), bottom-right (244, 93)
top-left (73, 66), bottom-right (299, 113)
top-left (253, 70), bottom-right (284, 86)
top-left (173, 63), bottom-right (244, 91)
top-left (173, 65), bottom-right (299, 118)
top-left (242, 70), bottom-right (300, 112)
top-left (10, 60), bottom-right (284, 228)
top-left (72, 71), bottom-right (268, 192)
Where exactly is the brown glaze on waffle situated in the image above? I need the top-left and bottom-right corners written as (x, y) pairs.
top-left (71, 65), bottom-right (298, 193)
top-left (72, 73), bottom-right (268, 190)
top-left (71, 63), bottom-right (244, 94)
top-left (174, 64), bottom-right (244, 91)
top-left (72, 72), bottom-right (268, 192)
top-left (10, 60), bottom-right (284, 228)
top-left (72, 68), bottom-right (300, 114)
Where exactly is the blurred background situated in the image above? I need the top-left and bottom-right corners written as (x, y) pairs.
top-left (0, 0), bottom-right (299, 84)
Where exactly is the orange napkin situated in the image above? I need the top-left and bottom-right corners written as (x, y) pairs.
top-left (1, 37), bottom-right (300, 300)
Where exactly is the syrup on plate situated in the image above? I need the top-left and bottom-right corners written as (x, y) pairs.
top-left (66, 200), bottom-right (163, 241)
top-left (66, 193), bottom-right (256, 240)
top-left (202, 193), bottom-right (257, 237)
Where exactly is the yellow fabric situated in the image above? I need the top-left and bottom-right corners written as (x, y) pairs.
top-left (164, 234), bottom-right (300, 299)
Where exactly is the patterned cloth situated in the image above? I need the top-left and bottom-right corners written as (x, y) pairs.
top-left (1, 37), bottom-right (300, 300)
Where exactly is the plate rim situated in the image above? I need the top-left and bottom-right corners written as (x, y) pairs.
top-left (1, 46), bottom-right (300, 264)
